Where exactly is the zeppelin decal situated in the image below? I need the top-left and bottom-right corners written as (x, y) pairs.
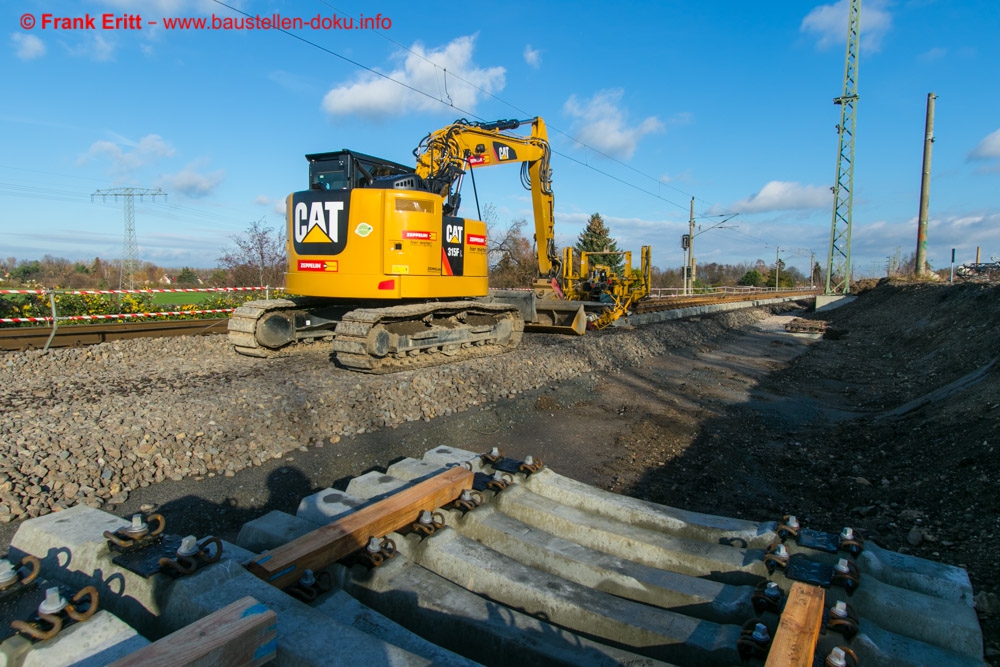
top-left (402, 230), bottom-right (436, 241)
top-left (297, 260), bottom-right (338, 272)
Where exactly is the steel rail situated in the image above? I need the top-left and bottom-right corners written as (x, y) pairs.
top-left (634, 289), bottom-right (817, 314)
top-left (0, 318), bottom-right (230, 351)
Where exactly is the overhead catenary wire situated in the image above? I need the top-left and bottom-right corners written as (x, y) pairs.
top-left (5, 3), bottom-right (767, 261)
top-left (0, 181), bottom-right (257, 231)
top-left (313, 0), bottom-right (729, 217)
top-left (213, 0), bottom-right (734, 221)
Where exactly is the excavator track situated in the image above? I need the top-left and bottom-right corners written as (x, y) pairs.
top-left (227, 298), bottom-right (326, 358)
top-left (331, 301), bottom-right (523, 374)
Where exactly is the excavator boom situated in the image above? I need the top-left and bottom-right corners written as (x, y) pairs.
top-left (414, 118), bottom-right (560, 278)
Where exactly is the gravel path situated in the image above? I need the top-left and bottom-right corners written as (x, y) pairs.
top-left (0, 305), bottom-right (790, 528)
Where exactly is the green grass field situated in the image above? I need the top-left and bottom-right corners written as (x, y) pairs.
top-left (151, 291), bottom-right (214, 306)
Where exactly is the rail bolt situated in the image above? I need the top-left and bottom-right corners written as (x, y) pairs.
top-left (177, 535), bottom-right (200, 558)
top-left (764, 582), bottom-right (781, 600)
top-left (778, 514), bottom-right (801, 540)
top-left (39, 587), bottom-right (67, 615)
top-left (825, 646), bottom-right (861, 667)
top-left (839, 526), bottom-right (864, 556)
top-left (125, 514), bottom-right (148, 538)
top-left (0, 559), bottom-right (16, 588)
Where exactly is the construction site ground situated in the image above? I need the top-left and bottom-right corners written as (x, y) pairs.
top-left (2, 279), bottom-right (998, 661)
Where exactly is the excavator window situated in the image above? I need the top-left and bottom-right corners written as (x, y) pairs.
top-left (312, 168), bottom-right (348, 190)
top-left (306, 150), bottom-right (415, 191)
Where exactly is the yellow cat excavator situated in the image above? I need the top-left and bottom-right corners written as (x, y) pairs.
top-left (228, 117), bottom-right (649, 372)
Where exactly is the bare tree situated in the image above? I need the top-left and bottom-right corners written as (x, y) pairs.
top-left (217, 218), bottom-right (286, 287)
top-left (483, 204), bottom-right (539, 284)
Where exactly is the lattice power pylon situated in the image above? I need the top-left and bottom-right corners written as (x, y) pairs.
top-left (92, 187), bottom-right (166, 289)
top-left (825, 0), bottom-right (861, 295)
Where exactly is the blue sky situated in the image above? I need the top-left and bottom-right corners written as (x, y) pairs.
top-left (3, 0), bottom-right (999, 279)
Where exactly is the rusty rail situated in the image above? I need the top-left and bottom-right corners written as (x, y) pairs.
top-left (0, 318), bottom-right (230, 351)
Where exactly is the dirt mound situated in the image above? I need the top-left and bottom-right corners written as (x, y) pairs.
top-left (626, 280), bottom-right (1000, 659)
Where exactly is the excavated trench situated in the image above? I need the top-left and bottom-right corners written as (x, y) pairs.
top-left (0, 282), bottom-right (996, 664)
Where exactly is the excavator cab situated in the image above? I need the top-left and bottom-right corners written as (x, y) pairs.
top-left (306, 150), bottom-right (414, 191)
top-left (286, 148), bottom-right (490, 303)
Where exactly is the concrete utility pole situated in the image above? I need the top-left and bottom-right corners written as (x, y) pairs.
top-left (92, 187), bottom-right (167, 290)
top-left (915, 92), bottom-right (937, 277)
top-left (687, 197), bottom-right (695, 295)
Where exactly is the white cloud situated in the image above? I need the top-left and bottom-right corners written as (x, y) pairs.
top-left (731, 181), bottom-right (830, 213)
top-left (801, 0), bottom-right (892, 52)
top-left (65, 33), bottom-right (116, 61)
top-left (322, 35), bottom-right (505, 118)
top-left (563, 89), bottom-right (663, 160)
top-left (523, 45), bottom-right (541, 69)
top-left (11, 33), bottom-right (45, 60)
top-left (79, 134), bottom-right (176, 175)
top-left (969, 129), bottom-right (1000, 161)
top-left (161, 160), bottom-right (225, 198)
top-left (253, 194), bottom-right (287, 216)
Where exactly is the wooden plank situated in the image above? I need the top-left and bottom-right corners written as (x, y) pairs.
top-left (109, 596), bottom-right (277, 667)
top-left (764, 582), bottom-right (826, 667)
top-left (246, 466), bottom-right (473, 589)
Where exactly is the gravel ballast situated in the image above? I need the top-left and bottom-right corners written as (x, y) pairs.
top-left (0, 305), bottom-right (793, 524)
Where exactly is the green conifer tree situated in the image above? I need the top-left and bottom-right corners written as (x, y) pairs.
top-left (574, 213), bottom-right (624, 274)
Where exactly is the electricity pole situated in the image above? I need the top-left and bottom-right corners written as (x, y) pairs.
top-left (825, 0), bottom-right (861, 295)
top-left (915, 92), bottom-right (937, 277)
top-left (684, 197), bottom-right (695, 296)
top-left (773, 247), bottom-right (778, 289)
top-left (92, 187), bottom-right (166, 290)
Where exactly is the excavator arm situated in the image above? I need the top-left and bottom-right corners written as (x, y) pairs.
top-left (413, 118), bottom-right (560, 278)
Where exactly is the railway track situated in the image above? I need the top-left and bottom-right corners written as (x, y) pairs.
top-left (0, 318), bottom-right (229, 351)
top-left (0, 290), bottom-right (816, 352)
top-left (634, 289), bottom-right (817, 314)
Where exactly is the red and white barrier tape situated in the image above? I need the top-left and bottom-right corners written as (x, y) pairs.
top-left (0, 308), bottom-right (235, 324)
top-left (0, 286), bottom-right (277, 296)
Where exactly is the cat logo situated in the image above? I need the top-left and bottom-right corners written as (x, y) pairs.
top-left (493, 142), bottom-right (517, 162)
top-left (294, 201), bottom-right (343, 244)
top-left (445, 223), bottom-right (463, 244)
